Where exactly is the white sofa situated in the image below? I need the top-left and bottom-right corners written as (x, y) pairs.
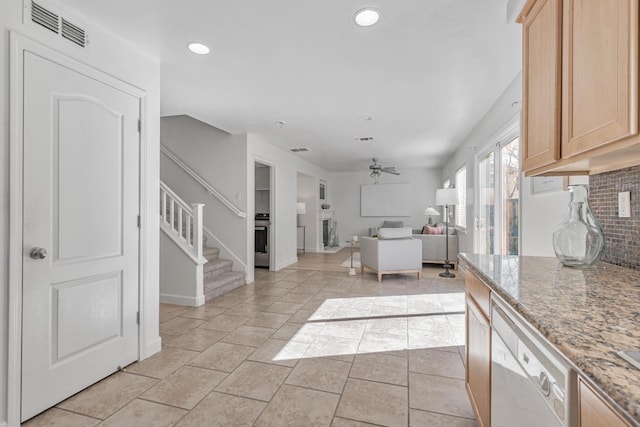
top-left (360, 228), bottom-right (422, 281)
top-left (411, 232), bottom-right (459, 269)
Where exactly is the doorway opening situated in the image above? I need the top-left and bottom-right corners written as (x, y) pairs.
top-left (255, 161), bottom-right (272, 269)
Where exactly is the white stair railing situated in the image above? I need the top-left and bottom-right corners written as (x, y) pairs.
top-left (160, 181), bottom-right (204, 262)
top-left (161, 145), bottom-right (246, 218)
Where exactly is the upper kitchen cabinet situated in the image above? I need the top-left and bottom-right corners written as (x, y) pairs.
top-left (519, 0), bottom-right (640, 176)
top-left (521, 0), bottom-right (562, 172)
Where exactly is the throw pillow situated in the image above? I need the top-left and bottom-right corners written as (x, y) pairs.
top-left (434, 223), bottom-right (457, 234)
top-left (437, 223), bottom-right (457, 234)
top-left (378, 227), bottom-right (412, 240)
top-left (381, 220), bottom-right (404, 228)
top-left (422, 224), bottom-right (443, 235)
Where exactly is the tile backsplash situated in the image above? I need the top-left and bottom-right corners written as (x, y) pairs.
top-left (589, 165), bottom-right (640, 270)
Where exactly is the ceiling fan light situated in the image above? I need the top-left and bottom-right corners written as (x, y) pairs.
top-left (354, 8), bottom-right (380, 27)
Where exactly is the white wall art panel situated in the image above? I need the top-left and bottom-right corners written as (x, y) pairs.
top-left (361, 183), bottom-right (411, 217)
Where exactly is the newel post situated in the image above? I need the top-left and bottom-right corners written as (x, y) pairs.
top-left (192, 203), bottom-right (205, 260)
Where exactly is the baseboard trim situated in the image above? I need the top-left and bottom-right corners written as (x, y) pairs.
top-left (245, 274), bottom-right (254, 284)
top-left (275, 257), bottom-right (298, 271)
top-left (160, 293), bottom-right (205, 307)
top-left (144, 337), bottom-right (162, 360)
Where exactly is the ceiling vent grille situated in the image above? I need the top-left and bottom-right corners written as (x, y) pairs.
top-left (61, 18), bottom-right (87, 47)
top-left (29, 0), bottom-right (88, 48)
top-left (355, 137), bottom-right (375, 142)
top-left (31, 1), bottom-right (59, 34)
top-left (289, 148), bottom-right (311, 153)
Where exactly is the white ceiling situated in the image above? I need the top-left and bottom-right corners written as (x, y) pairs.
top-left (58, 0), bottom-right (522, 172)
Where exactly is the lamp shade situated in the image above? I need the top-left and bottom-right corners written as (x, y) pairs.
top-left (296, 202), bottom-right (307, 215)
top-left (435, 188), bottom-right (458, 206)
top-left (424, 207), bottom-right (440, 216)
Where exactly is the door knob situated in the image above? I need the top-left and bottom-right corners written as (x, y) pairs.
top-left (30, 247), bottom-right (48, 260)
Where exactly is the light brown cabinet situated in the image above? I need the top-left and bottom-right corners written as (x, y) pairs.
top-left (519, 0), bottom-right (640, 176)
top-left (579, 378), bottom-right (631, 427)
top-left (521, 0), bottom-right (562, 172)
top-left (465, 272), bottom-right (491, 427)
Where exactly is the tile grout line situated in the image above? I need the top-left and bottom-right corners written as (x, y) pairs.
top-left (37, 260), bottom-right (472, 425)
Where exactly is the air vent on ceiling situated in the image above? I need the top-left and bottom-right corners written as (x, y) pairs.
top-left (355, 137), bottom-right (374, 142)
top-left (29, 0), bottom-right (88, 48)
top-left (31, 1), bottom-right (59, 34)
top-left (289, 148), bottom-right (311, 153)
top-left (61, 18), bottom-right (87, 47)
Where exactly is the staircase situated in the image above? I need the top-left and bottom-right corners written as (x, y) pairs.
top-left (202, 247), bottom-right (245, 301)
top-left (159, 181), bottom-right (245, 306)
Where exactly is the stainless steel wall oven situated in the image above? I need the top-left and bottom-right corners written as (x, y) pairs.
top-left (255, 213), bottom-right (269, 268)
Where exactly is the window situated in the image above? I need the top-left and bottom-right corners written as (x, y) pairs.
top-left (501, 138), bottom-right (520, 255)
top-left (455, 166), bottom-right (467, 229)
top-left (474, 133), bottom-right (521, 255)
top-left (477, 152), bottom-right (495, 254)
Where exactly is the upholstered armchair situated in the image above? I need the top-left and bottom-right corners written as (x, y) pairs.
top-left (360, 227), bottom-right (422, 282)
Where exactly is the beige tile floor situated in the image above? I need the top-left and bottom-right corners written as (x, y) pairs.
top-left (24, 250), bottom-right (477, 427)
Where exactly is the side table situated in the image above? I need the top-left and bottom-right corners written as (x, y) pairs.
top-left (345, 239), bottom-right (360, 276)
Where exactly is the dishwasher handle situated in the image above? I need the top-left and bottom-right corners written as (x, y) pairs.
top-left (539, 372), bottom-right (551, 396)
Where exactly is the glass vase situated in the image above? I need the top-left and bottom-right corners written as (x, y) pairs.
top-left (552, 184), bottom-right (605, 268)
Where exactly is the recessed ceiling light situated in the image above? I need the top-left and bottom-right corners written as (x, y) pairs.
top-left (354, 8), bottom-right (380, 27)
top-left (187, 42), bottom-right (210, 55)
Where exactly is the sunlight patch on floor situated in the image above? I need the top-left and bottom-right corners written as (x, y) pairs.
top-left (273, 293), bottom-right (466, 361)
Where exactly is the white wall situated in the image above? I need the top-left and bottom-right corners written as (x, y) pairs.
top-left (296, 173), bottom-right (318, 251)
top-left (442, 72), bottom-right (570, 257)
top-left (331, 168), bottom-right (443, 241)
top-left (161, 115), bottom-right (247, 211)
top-left (520, 179), bottom-right (569, 256)
top-left (160, 115), bottom-right (248, 270)
top-left (246, 134), bottom-right (330, 280)
top-left (0, 0), bottom-right (161, 423)
top-left (159, 232), bottom-right (203, 306)
top-left (521, 175), bottom-right (588, 256)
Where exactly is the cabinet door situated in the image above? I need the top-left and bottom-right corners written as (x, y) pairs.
top-left (562, 0), bottom-right (638, 158)
top-left (579, 379), bottom-right (630, 427)
top-left (466, 296), bottom-right (491, 427)
top-left (521, 0), bottom-right (563, 172)
top-left (466, 272), bottom-right (490, 316)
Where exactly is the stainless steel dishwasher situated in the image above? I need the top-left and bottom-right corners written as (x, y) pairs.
top-left (491, 295), bottom-right (576, 427)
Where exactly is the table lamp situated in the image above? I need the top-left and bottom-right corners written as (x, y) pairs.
top-left (424, 206), bottom-right (440, 225)
top-left (296, 202), bottom-right (306, 226)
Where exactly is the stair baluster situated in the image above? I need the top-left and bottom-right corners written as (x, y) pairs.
top-left (159, 182), bottom-right (205, 261)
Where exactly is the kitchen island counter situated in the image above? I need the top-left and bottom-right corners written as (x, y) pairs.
top-left (459, 254), bottom-right (640, 426)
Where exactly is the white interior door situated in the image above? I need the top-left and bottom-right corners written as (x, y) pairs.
top-left (21, 51), bottom-right (141, 421)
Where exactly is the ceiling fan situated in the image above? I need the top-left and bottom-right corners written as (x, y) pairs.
top-left (369, 157), bottom-right (400, 184)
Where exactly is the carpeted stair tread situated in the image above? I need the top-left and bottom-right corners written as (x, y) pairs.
top-left (204, 259), bottom-right (232, 275)
top-left (204, 272), bottom-right (245, 301)
top-left (203, 247), bottom-right (220, 261)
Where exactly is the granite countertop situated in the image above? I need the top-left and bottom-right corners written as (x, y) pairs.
top-left (459, 253), bottom-right (640, 426)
